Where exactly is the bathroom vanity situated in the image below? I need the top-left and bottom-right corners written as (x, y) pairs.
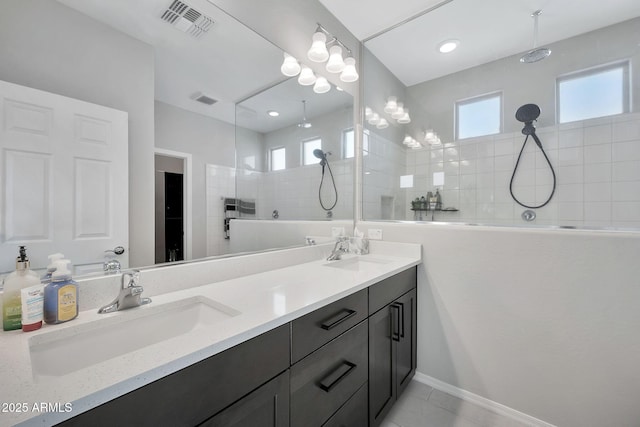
top-left (0, 242), bottom-right (420, 427)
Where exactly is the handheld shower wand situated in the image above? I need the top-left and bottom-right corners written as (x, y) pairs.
top-left (510, 103), bottom-right (556, 209)
top-left (313, 149), bottom-right (338, 211)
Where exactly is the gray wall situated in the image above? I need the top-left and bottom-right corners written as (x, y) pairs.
top-left (407, 17), bottom-right (640, 143)
top-left (154, 101), bottom-right (255, 259)
top-left (0, 0), bottom-right (155, 267)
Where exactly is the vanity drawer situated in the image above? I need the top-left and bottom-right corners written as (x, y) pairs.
top-left (291, 289), bottom-right (368, 363)
top-left (290, 321), bottom-right (368, 427)
top-left (369, 267), bottom-right (417, 315)
top-left (322, 382), bottom-right (368, 427)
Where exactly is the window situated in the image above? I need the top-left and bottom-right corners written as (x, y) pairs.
top-left (456, 93), bottom-right (502, 140)
top-left (343, 128), bottom-right (369, 159)
top-left (302, 138), bottom-right (322, 166)
top-left (557, 62), bottom-right (629, 123)
top-left (270, 147), bottom-right (285, 171)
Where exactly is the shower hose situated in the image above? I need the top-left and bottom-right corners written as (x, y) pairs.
top-left (318, 161), bottom-right (338, 211)
top-left (509, 134), bottom-right (557, 209)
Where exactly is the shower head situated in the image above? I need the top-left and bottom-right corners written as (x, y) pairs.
top-left (313, 149), bottom-right (329, 166)
top-left (520, 10), bottom-right (551, 63)
top-left (516, 103), bottom-right (543, 147)
top-left (515, 103), bottom-right (540, 124)
top-left (520, 47), bottom-right (551, 64)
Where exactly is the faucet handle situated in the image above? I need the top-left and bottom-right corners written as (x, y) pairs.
top-left (121, 269), bottom-right (141, 288)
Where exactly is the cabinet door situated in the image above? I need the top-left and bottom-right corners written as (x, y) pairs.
top-left (368, 304), bottom-right (396, 427)
top-left (199, 370), bottom-right (289, 427)
top-left (395, 289), bottom-right (417, 398)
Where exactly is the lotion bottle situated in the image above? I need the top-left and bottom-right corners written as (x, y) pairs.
top-left (2, 246), bottom-right (40, 331)
top-left (43, 259), bottom-right (78, 324)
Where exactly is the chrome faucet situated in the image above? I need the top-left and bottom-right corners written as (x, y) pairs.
top-left (97, 270), bottom-right (152, 314)
top-left (327, 236), bottom-right (349, 261)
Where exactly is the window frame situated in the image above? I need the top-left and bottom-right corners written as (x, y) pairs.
top-left (269, 146), bottom-right (286, 171)
top-left (343, 128), bottom-right (370, 159)
top-left (556, 60), bottom-right (630, 124)
top-left (301, 137), bottom-right (322, 166)
top-left (455, 91), bottom-right (503, 140)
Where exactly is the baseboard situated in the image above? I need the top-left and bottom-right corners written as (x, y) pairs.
top-left (413, 372), bottom-right (557, 427)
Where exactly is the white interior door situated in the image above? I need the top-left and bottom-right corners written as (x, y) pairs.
top-left (0, 80), bottom-right (128, 274)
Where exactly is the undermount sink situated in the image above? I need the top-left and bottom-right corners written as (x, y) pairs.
top-left (324, 256), bottom-right (392, 271)
top-left (28, 296), bottom-right (240, 381)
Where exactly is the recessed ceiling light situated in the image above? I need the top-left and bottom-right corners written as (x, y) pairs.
top-left (267, 110), bottom-right (279, 117)
top-left (438, 39), bottom-right (459, 54)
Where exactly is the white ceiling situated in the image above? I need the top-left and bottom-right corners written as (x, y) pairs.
top-left (321, 0), bottom-right (640, 86)
top-left (57, 0), bottom-right (286, 127)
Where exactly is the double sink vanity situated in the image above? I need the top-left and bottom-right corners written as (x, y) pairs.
top-left (0, 241), bottom-right (421, 427)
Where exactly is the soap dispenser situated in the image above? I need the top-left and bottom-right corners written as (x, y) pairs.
top-left (41, 253), bottom-right (65, 285)
top-left (44, 259), bottom-right (78, 324)
top-left (2, 246), bottom-right (41, 331)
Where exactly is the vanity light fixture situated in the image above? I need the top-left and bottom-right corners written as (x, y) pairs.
top-left (267, 110), bottom-right (279, 117)
top-left (326, 45), bottom-right (346, 73)
top-left (313, 76), bottom-right (331, 94)
top-left (280, 52), bottom-right (301, 76)
top-left (425, 129), bottom-right (442, 145)
top-left (340, 57), bottom-right (359, 82)
top-left (298, 66), bottom-right (317, 86)
top-left (376, 118), bottom-right (389, 129)
top-left (438, 39), bottom-right (459, 53)
top-left (307, 30), bottom-right (330, 62)
top-left (391, 102), bottom-right (405, 119)
top-left (305, 24), bottom-right (358, 82)
top-left (368, 112), bottom-right (380, 125)
top-left (397, 108), bottom-right (411, 124)
top-left (384, 96), bottom-right (398, 114)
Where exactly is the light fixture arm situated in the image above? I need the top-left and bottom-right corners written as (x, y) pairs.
top-left (314, 23), bottom-right (352, 56)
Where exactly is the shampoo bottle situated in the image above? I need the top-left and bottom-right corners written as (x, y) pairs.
top-left (43, 259), bottom-right (78, 324)
top-left (2, 246), bottom-right (41, 331)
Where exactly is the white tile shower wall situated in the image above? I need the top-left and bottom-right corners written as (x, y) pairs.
top-left (401, 112), bottom-right (640, 227)
top-left (205, 164), bottom-right (236, 256)
top-left (364, 132), bottom-right (407, 220)
top-left (238, 159), bottom-right (354, 221)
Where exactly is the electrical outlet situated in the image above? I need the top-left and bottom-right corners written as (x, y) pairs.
top-left (331, 227), bottom-right (345, 238)
top-left (368, 229), bottom-right (383, 240)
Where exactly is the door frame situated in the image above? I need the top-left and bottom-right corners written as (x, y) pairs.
top-left (154, 148), bottom-right (193, 261)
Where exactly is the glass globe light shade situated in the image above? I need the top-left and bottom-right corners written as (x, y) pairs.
top-left (298, 66), bottom-right (317, 86)
top-left (340, 57), bottom-right (359, 82)
top-left (307, 31), bottom-right (329, 62)
top-left (280, 53), bottom-right (301, 77)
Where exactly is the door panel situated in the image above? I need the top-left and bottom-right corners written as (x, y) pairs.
top-left (396, 289), bottom-right (417, 398)
top-left (369, 305), bottom-right (396, 427)
top-left (0, 79), bottom-right (128, 273)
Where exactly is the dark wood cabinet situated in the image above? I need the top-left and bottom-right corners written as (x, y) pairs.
top-left (368, 268), bottom-right (417, 427)
top-left (199, 370), bottom-right (289, 427)
top-left (57, 266), bottom-right (418, 427)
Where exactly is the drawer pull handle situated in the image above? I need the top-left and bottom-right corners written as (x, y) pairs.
top-left (391, 304), bottom-right (401, 342)
top-left (320, 309), bottom-right (357, 330)
top-left (318, 361), bottom-right (357, 392)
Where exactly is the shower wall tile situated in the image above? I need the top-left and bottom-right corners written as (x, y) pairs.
top-left (559, 127), bottom-right (584, 148)
top-left (612, 120), bottom-right (640, 142)
top-left (612, 181), bottom-right (640, 201)
top-left (558, 147), bottom-right (584, 166)
top-left (584, 182), bottom-right (612, 202)
top-left (583, 123), bottom-right (611, 145)
top-left (557, 183), bottom-right (584, 202)
top-left (584, 163), bottom-right (611, 183)
top-left (612, 140), bottom-right (640, 162)
top-left (612, 161), bottom-right (640, 181)
top-left (558, 165), bottom-right (583, 184)
top-left (584, 144), bottom-right (612, 164)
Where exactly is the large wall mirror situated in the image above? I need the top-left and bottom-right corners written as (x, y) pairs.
top-left (0, 0), bottom-right (352, 275)
top-left (359, 0), bottom-right (640, 229)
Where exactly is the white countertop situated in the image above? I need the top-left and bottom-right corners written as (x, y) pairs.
top-left (0, 242), bottom-right (420, 426)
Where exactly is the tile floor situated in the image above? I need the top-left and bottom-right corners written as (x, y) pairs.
top-left (381, 381), bottom-right (530, 427)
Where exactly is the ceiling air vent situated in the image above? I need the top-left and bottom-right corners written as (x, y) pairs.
top-left (161, 0), bottom-right (214, 39)
top-left (191, 92), bottom-right (218, 106)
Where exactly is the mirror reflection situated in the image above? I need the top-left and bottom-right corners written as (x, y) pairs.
top-left (359, 0), bottom-right (640, 228)
top-left (0, 0), bottom-right (349, 274)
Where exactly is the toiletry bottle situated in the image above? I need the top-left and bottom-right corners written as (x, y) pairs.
top-left (2, 246), bottom-right (40, 331)
top-left (435, 189), bottom-right (442, 210)
top-left (41, 253), bottom-right (65, 285)
top-left (44, 259), bottom-right (78, 324)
